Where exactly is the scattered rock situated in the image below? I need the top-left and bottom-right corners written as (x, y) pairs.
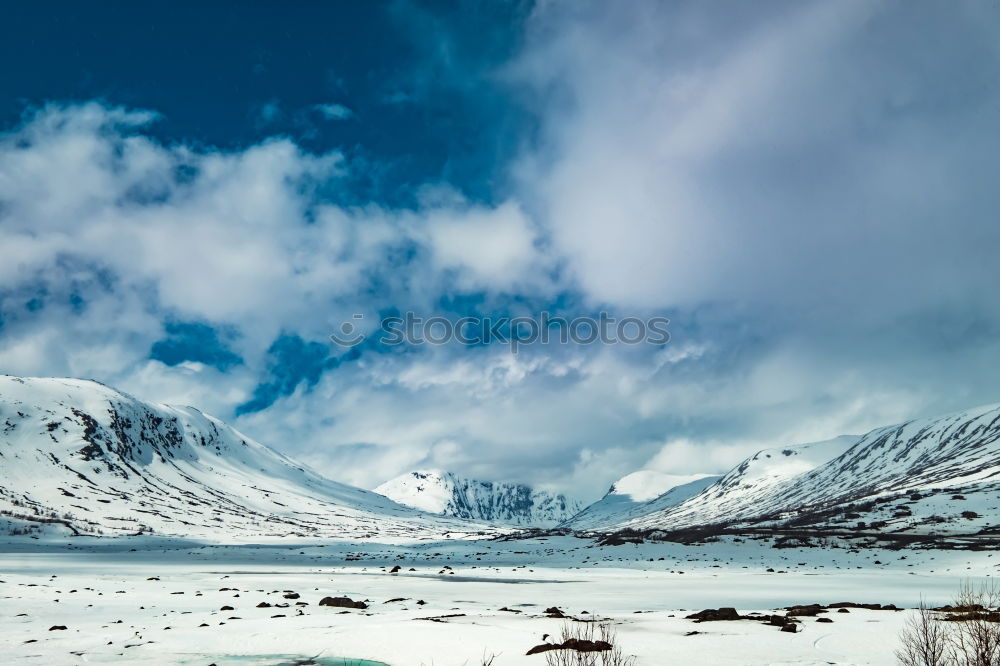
top-left (526, 639), bottom-right (613, 655)
top-left (828, 602), bottom-right (897, 611)
top-left (686, 607), bottom-right (742, 622)
top-left (282, 592), bottom-right (300, 600)
top-left (785, 605), bottom-right (826, 617)
top-left (319, 596), bottom-right (368, 610)
top-left (415, 613), bottom-right (466, 623)
top-left (49, 625), bottom-right (68, 631)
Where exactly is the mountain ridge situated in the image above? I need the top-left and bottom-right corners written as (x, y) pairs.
top-left (598, 404), bottom-right (1000, 537)
top-left (375, 469), bottom-right (584, 527)
top-left (0, 376), bottom-right (491, 541)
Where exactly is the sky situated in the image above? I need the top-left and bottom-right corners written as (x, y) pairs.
top-left (2, 0), bottom-right (1000, 501)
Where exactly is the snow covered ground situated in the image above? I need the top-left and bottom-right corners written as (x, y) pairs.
top-left (5, 376), bottom-right (1000, 664)
top-left (3, 534), bottom-right (996, 665)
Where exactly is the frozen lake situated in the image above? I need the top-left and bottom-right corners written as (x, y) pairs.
top-left (2, 535), bottom-right (996, 665)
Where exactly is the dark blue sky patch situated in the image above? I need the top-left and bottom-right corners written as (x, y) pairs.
top-left (68, 292), bottom-right (86, 314)
top-left (235, 329), bottom-right (406, 416)
top-left (236, 334), bottom-right (337, 415)
top-left (150, 321), bottom-right (243, 371)
top-left (0, 0), bottom-right (536, 207)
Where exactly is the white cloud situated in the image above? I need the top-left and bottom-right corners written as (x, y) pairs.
top-left (3, 1), bottom-right (1000, 501)
top-left (313, 103), bottom-right (354, 120)
top-left (514, 0), bottom-right (1000, 319)
top-left (420, 200), bottom-right (548, 293)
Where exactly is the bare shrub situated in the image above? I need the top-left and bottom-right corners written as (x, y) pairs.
top-left (897, 582), bottom-right (1000, 666)
top-left (544, 621), bottom-right (637, 666)
top-left (897, 601), bottom-right (950, 666)
top-left (948, 582), bottom-right (1000, 666)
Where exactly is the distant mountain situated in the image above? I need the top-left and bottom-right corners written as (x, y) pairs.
top-left (602, 405), bottom-right (1000, 537)
top-left (615, 436), bottom-right (859, 530)
top-left (0, 376), bottom-right (488, 540)
top-left (375, 470), bottom-right (584, 527)
top-left (563, 471), bottom-right (720, 530)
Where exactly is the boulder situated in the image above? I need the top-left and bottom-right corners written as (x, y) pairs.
top-left (786, 605), bottom-right (825, 617)
top-left (686, 607), bottom-right (742, 622)
top-left (526, 639), bottom-right (613, 655)
top-left (319, 596), bottom-right (368, 610)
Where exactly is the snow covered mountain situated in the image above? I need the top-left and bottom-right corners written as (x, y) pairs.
top-left (0, 376), bottom-right (491, 541)
top-left (375, 470), bottom-right (584, 527)
top-left (8, 375), bottom-right (997, 543)
top-left (615, 436), bottom-right (859, 530)
top-left (608, 404), bottom-right (1000, 536)
top-left (562, 471), bottom-right (720, 530)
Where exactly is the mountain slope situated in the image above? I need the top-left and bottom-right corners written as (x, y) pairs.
top-left (375, 470), bottom-right (584, 527)
top-left (562, 472), bottom-right (719, 530)
top-left (0, 376), bottom-right (490, 540)
top-left (615, 405), bottom-right (1000, 536)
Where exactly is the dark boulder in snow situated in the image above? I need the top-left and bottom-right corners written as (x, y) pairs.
top-left (785, 604), bottom-right (825, 617)
top-left (319, 596), bottom-right (368, 609)
top-left (686, 607), bottom-right (742, 622)
top-left (526, 639), bottom-right (613, 655)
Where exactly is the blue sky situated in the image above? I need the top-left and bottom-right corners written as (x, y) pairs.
top-left (2, 1), bottom-right (1000, 498)
top-left (0, 1), bottom-right (533, 205)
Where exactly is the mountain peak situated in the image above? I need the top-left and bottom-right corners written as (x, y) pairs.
top-left (0, 375), bottom-right (486, 541)
top-left (375, 469), bottom-right (583, 527)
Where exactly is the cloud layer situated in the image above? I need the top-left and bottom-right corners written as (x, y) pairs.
top-left (2, 1), bottom-right (1000, 499)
